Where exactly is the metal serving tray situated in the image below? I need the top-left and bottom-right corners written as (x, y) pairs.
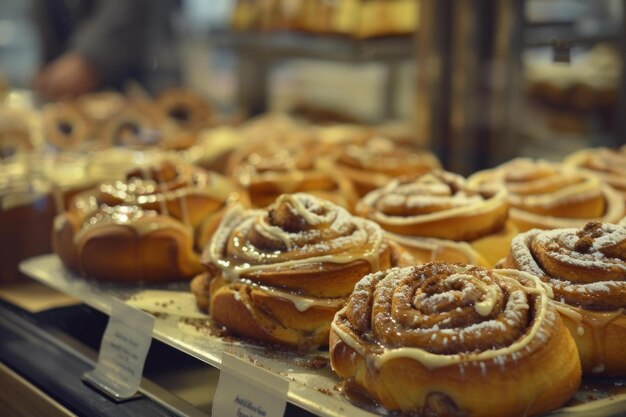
top-left (20, 254), bottom-right (626, 417)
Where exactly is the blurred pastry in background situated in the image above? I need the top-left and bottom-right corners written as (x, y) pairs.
top-left (228, 136), bottom-right (357, 210)
top-left (357, 170), bottom-right (517, 266)
top-left (42, 102), bottom-right (95, 151)
top-left (156, 88), bottom-right (214, 131)
top-left (54, 159), bottom-right (244, 282)
top-left (565, 146), bottom-right (626, 204)
top-left (230, 0), bottom-right (418, 38)
top-left (468, 158), bottom-right (625, 231)
top-left (0, 106), bottom-right (40, 158)
top-left (332, 136), bottom-right (440, 196)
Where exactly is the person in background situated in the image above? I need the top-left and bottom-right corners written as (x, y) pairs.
top-left (33, 0), bottom-right (181, 100)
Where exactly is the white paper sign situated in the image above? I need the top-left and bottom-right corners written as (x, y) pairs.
top-left (213, 352), bottom-right (289, 417)
top-left (84, 299), bottom-right (155, 400)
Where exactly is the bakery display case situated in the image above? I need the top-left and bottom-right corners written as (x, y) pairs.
top-left (1, 0), bottom-right (626, 416)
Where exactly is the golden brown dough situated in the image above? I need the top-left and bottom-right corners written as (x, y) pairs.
top-left (501, 221), bottom-right (626, 376)
top-left (99, 101), bottom-right (166, 148)
top-left (565, 146), bottom-right (626, 204)
top-left (227, 138), bottom-right (357, 210)
top-left (42, 102), bottom-right (93, 150)
top-left (191, 193), bottom-right (404, 350)
top-left (330, 263), bottom-right (581, 417)
top-left (468, 158), bottom-right (625, 231)
top-left (156, 88), bottom-right (214, 131)
top-left (357, 170), bottom-right (516, 267)
top-left (54, 160), bottom-right (243, 282)
top-left (333, 136), bottom-right (441, 196)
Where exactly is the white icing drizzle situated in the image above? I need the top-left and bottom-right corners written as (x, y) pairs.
top-left (246, 283), bottom-right (345, 312)
top-left (208, 194), bottom-right (386, 310)
top-left (554, 301), bottom-right (623, 373)
top-left (74, 205), bottom-right (193, 246)
top-left (508, 225), bottom-right (626, 307)
top-left (331, 267), bottom-right (553, 371)
top-left (360, 171), bottom-right (507, 227)
top-left (469, 275), bottom-right (499, 317)
top-left (469, 159), bottom-right (625, 228)
top-left (385, 232), bottom-right (481, 264)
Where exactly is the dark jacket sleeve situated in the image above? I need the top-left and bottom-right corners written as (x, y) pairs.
top-left (71, 0), bottom-right (154, 86)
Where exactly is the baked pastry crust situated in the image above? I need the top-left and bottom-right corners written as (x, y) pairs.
top-left (54, 160), bottom-right (242, 281)
top-left (42, 102), bottom-right (93, 150)
top-left (468, 158), bottom-right (625, 231)
top-left (191, 193), bottom-right (401, 350)
top-left (565, 146), bottom-right (626, 203)
top-left (156, 88), bottom-right (214, 131)
top-left (357, 170), bottom-right (515, 266)
top-left (330, 263), bottom-right (581, 416)
top-left (333, 137), bottom-right (440, 196)
top-left (501, 221), bottom-right (626, 376)
top-left (228, 138), bottom-right (357, 210)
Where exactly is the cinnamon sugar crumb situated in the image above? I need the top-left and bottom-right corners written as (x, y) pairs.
top-left (577, 221), bottom-right (603, 239)
top-left (574, 237), bottom-right (594, 253)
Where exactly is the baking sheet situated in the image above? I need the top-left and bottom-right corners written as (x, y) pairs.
top-left (20, 254), bottom-right (626, 417)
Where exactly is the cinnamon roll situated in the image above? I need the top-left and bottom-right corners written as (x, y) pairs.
top-left (330, 263), bottom-right (581, 417)
top-left (228, 138), bottom-right (357, 210)
top-left (565, 146), bottom-right (626, 203)
top-left (333, 136), bottom-right (441, 196)
top-left (191, 193), bottom-right (404, 350)
top-left (54, 160), bottom-right (243, 281)
top-left (468, 158), bottom-right (625, 231)
top-left (357, 170), bottom-right (517, 267)
top-left (501, 221), bottom-right (626, 376)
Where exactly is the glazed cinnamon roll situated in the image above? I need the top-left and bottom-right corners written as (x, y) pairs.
top-left (357, 170), bottom-right (517, 266)
top-left (501, 221), bottom-right (626, 376)
top-left (468, 158), bottom-right (625, 231)
top-left (191, 193), bottom-right (404, 350)
top-left (228, 138), bottom-right (357, 210)
top-left (565, 146), bottom-right (626, 203)
top-left (330, 263), bottom-right (581, 417)
top-left (54, 160), bottom-right (243, 281)
top-left (333, 136), bottom-right (441, 196)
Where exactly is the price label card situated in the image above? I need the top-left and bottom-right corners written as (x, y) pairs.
top-left (83, 299), bottom-right (155, 401)
top-left (213, 352), bottom-right (289, 417)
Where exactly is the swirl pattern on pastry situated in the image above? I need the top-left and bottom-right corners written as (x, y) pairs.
top-left (357, 170), bottom-right (513, 266)
top-left (191, 193), bottom-right (397, 349)
top-left (565, 146), bottom-right (626, 203)
top-left (54, 160), bottom-right (243, 281)
top-left (73, 160), bottom-right (240, 230)
top-left (501, 221), bottom-right (626, 375)
top-left (468, 158), bottom-right (625, 231)
top-left (334, 137), bottom-right (441, 196)
top-left (330, 263), bottom-right (581, 417)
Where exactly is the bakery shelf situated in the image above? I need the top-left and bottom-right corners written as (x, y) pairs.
top-left (524, 23), bottom-right (620, 47)
top-left (209, 31), bottom-right (414, 62)
top-left (209, 30), bottom-right (412, 118)
top-left (20, 254), bottom-right (626, 417)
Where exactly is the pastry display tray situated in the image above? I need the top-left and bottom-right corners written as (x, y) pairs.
top-left (20, 254), bottom-right (626, 417)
